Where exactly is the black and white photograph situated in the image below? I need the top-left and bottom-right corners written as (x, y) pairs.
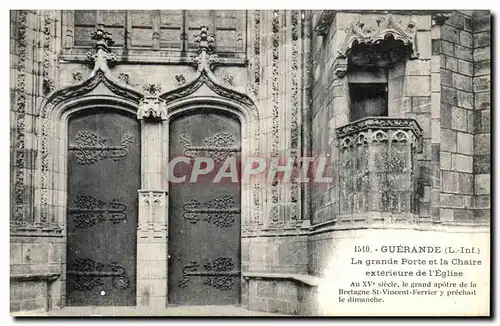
top-left (7, 7), bottom-right (492, 317)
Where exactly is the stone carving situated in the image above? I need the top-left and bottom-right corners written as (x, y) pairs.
top-left (179, 257), bottom-right (237, 291)
top-left (118, 72), bottom-right (129, 84)
top-left (42, 13), bottom-right (54, 96)
top-left (314, 10), bottom-right (335, 36)
top-left (175, 74), bottom-right (186, 85)
top-left (179, 132), bottom-right (240, 164)
top-left (67, 258), bottom-right (130, 291)
top-left (13, 10), bottom-right (27, 224)
top-left (290, 10), bottom-right (300, 149)
top-left (190, 26), bottom-right (219, 72)
top-left (137, 96), bottom-right (167, 121)
top-left (336, 117), bottom-right (422, 220)
top-left (432, 12), bottom-right (452, 26)
top-left (335, 14), bottom-right (418, 77)
top-left (69, 196), bottom-right (127, 229)
top-left (85, 24), bottom-right (118, 70)
top-left (335, 117), bottom-right (423, 142)
top-left (271, 10), bottom-right (280, 154)
top-left (69, 131), bottom-right (133, 165)
top-left (183, 194), bottom-right (239, 228)
top-left (38, 24), bottom-right (144, 224)
top-left (72, 72), bottom-right (83, 82)
top-left (251, 10), bottom-right (261, 98)
top-left (142, 83), bottom-right (162, 96)
top-left (222, 74), bottom-right (233, 86)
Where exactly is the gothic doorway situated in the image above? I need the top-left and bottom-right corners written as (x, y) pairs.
top-left (168, 110), bottom-right (242, 305)
top-left (65, 108), bottom-right (141, 306)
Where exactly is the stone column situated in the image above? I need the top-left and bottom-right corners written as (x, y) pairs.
top-left (136, 95), bottom-right (168, 310)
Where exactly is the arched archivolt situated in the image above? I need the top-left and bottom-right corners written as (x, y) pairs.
top-left (163, 71), bottom-right (262, 227)
top-left (36, 68), bottom-right (144, 224)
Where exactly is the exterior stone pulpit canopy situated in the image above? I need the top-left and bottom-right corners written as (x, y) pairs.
top-left (10, 10), bottom-right (491, 316)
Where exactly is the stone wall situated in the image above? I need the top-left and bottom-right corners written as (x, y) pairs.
top-left (436, 11), bottom-right (490, 223)
top-left (10, 10), bottom-right (64, 313)
top-left (437, 11), bottom-right (476, 222)
top-left (472, 11), bottom-right (491, 221)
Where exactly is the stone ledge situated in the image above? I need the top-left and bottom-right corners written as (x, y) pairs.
top-left (10, 272), bottom-right (60, 282)
top-left (242, 272), bottom-right (321, 287)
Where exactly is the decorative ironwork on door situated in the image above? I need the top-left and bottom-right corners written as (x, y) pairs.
top-left (67, 258), bottom-right (130, 291)
top-left (69, 196), bottom-right (127, 229)
top-left (183, 194), bottom-right (239, 228)
top-left (179, 257), bottom-right (239, 291)
top-left (179, 132), bottom-right (239, 164)
top-left (69, 131), bottom-right (133, 165)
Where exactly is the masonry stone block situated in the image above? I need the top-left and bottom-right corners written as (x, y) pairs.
top-left (453, 209), bottom-right (472, 221)
top-left (22, 243), bottom-right (49, 265)
top-left (474, 60), bottom-right (490, 77)
top-left (441, 24), bottom-right (460, 43)
top-left (456, 90), bottom-right (473, 109)
top-left (441, 86), bottom-right (457, 106)
top-left (446, 12), bottom-right (465, 29)
top-left (473, 75), bottom-right (490, 92)
top-left (441, 40), bottom-right (455, 56)
top-left (475, 174), bottom-right (490, 195)
top-left (474, 134), bottom-right (490, 155)
top-left (440, 208), bottom-right (454, 221)
top-left (473, 154), bottom-right (490, 174)
top-left (458, 172), bottom-right (474, 195)
top-left (474, 195), bottom-right (490, 209)
top-left (473, 15), bottom-right (490, 33)
top-left (440, 151), bottom-right (451, 170)
top-left (445, 57), bottom-right (458, 72)
top-left (457, 132), bottom-right (473, 155)
top-left (441, 129), bottom-right (457, 152)
top-left (405, 60), bottom-right (430, 75)
top-left (441, 171), bottom-right (459, 193)
top-left (11, 243), bottom-right (22, 265)
top-left (454, 44), bottom-right (473, 62)
top-left (474, 91), bottom-right (490, 110)
top-left (451, 154), bottom-right (473, 173)
top-left (451, 106), bottom-right (468, 131)
top-left (459, 31), bottom-right (473, 48)
top-left (440, 193), bottom-right (464, 208)
top-left (452, 73), bottom-right (473, 92)
top-left (481, 110), bottom-right (490, 133)
top-left (473, 47), bottom-right (490, 62)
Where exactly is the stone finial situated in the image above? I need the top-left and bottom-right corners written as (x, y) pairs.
top-left (90, 23), bottom-right (115, 52)
top-left (190, 26), bottom-right (219, 73)
top-left (137, 96), bottom-right (167, 121)
top-left (86, 24), bottom-right (118, 71)
top-left (194, 26), bottom-right (216, 52)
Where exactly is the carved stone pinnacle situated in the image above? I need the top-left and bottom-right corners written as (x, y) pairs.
top-left (90, 23), bottom-right (115, 52)
top-left (194, 26), bottom-right (216, 52)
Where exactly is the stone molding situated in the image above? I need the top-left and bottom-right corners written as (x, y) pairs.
top-left (335, 117), bottom-right (423, 142)
top-left (334, 14), bottom-right (419, 77)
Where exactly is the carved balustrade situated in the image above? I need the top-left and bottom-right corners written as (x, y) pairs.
top-left (335, 117), bottom-right (422, 223)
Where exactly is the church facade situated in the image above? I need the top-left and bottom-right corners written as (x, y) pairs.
top-left (10, 10), bottom-right (491, 315)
